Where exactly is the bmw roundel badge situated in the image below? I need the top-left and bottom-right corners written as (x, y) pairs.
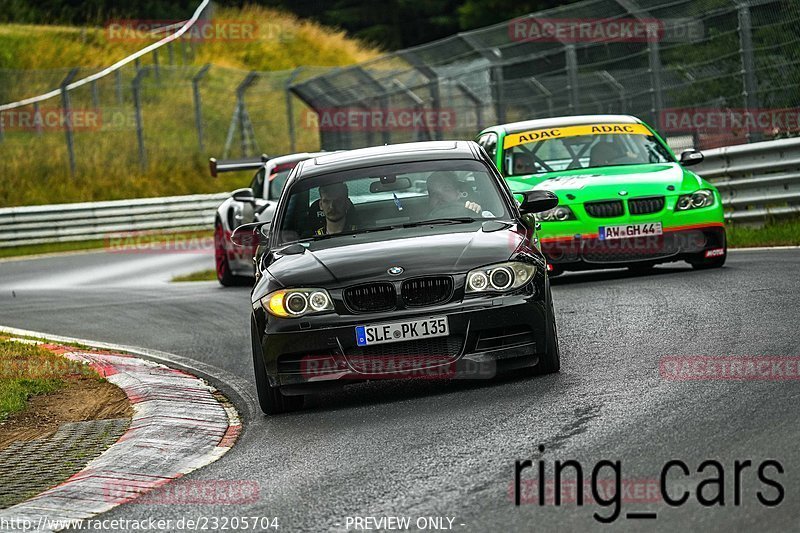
top-left (387, 266), bottom-right (404, 276)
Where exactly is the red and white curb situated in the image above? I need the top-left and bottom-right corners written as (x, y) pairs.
top-left (0, 339), bottom-right (241, 531)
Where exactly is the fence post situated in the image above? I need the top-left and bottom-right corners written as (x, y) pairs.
top-left (527, 77), bottom-right (554, 117)
top-left (456, 81), bottom-right (484, 133)
top-left (492, 65), bottom-right (506, 124)
top-left (33, 102), bottom-right (43, 136)
top-left (91, 79), bottom-right (100, 108)
top-left (132, 69), bottom-right (147, 170)
top-left (115, 70), bottom-right (123, 105)
top-left (392, 79), bottom-right (427, 141)
top-left (597, 71), bottom-right (627, 113)
top-left (236, 71), bottom-right (259, 157)
top-left (737, 0), bottom-right (760, 142)
top-left (153, 49), bottom-right (161, 83)
top-left (192, 64), bottom-right (211, 153)
top-left (648, 39), bottom-right (664, 130)
top-left (60, 68), bottom-right (80, 176)
top-left (0, 111), bottom-right (4, 144)
top-left (565, 45), bottom-right (580, 113)
top-left (285, 67), bottom-right (303, 153)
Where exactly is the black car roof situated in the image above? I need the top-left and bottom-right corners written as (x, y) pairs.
top-left (499, 114), bottom-right (642, 134)
top-left (292, 141), bottom-right (480, 181)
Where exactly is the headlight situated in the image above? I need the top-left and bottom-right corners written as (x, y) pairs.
top-left (676, 189), bottom-right (715, 211)
top-left (535, 206), bottom-right (576, 222)
top-left (466, 262), bottom-right (535, 294)
top-left (261, 288), bottom-right (334, 318)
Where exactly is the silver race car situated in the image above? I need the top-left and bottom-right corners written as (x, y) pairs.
top-left (212, 152), bottom-right (326, 286)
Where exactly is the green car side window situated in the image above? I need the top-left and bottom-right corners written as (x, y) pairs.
top-left (477, 133), bottom-right (498, 166)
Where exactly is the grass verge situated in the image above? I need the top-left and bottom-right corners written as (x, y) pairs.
top-left (726, 218), bottom-right (800, 248)
top-left (0, 6), bottom-right (380, 208)
top-left (0, 339), bottom-right (96, 421)
top-left (172, 269), bottom-right (217, 282)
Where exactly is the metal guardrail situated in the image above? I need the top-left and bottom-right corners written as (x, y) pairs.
top-left (694, 137), bottom-right (800, 222)
top-left (0, 136), bottom-right (797, 249)
top-left (0, 193), bottom-right (228, 248)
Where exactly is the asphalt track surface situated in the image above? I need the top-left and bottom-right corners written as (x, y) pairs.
top-left (0, 248), bottom-right (798, 532)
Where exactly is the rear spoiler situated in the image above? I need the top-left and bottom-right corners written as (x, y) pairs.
top-left (209, 153), bottom-right (270, 178)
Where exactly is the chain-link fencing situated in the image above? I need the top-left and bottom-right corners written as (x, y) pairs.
top-left (1, 0), bottom-right (798, 207)
top-left (290, 0), bottom-right (800, 152)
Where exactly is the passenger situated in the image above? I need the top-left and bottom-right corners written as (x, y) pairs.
top-left (315, 182), bottom-right (357, 235)
top-left (426, 172), bottom-right (482, 217)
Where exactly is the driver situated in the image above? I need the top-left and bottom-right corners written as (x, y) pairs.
top-left (426, 171), bottom-right (482, 217)
top-left (590, 139), bottom-right (637, 166)
top-left (513, 152), bottom-right (536, 175)
top-left (315, 182), bottom-right (357, 235)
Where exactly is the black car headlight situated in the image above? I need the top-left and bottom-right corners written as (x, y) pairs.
top-left (676, 189), bottom-right (715, 211)
top-left (466, 262), bottom-right (536, 294)
top-left (535, 205), bottom-right (576, 222)
top-left (261, 288), bottom-right (334, 318)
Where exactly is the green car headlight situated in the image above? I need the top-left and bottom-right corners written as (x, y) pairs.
top-left (535, 206), bottom-right (576, 222)
top-left (676, 189), bottom-right (715, 211)
top-left (466, 262), bottom-right (535, 294)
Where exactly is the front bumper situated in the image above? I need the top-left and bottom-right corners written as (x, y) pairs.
top-left (540, 223), bottom-right (726, 268)
top-left (255, 292), bottom-right (552, 387)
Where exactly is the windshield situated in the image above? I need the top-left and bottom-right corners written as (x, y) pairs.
top-left (503, 123), bottom-right (674, 176)
top-left (275, 160), bottom-right (509, 245)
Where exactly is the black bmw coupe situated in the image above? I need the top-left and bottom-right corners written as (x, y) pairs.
top-left (232, 141), bottom-right (561, 414)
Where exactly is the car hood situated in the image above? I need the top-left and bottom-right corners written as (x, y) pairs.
top-left (507, 163), bottom-right (705, 203)
top-left (264, 222), bottom-right (525, 288)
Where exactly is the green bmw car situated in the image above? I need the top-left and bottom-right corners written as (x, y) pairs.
top-left (476, 115), bottom-right (726, 275)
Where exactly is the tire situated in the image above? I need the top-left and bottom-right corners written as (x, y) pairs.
top-left (215, 220), bottom-right (237, 287)
top-left (215, 219), bottom-right (251, 287)
top-left (251, 318), bottom-right (304, 415)
top-left (688, 246), bottom-right (727, 270)
top-left (528, 282), bottom-right (560, 375)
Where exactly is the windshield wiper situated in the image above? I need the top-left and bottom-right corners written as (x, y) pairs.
top-left (403, 217), bottom-right (475, 228)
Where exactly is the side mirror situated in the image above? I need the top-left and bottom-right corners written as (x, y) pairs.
top-left (232, 187), bottom-right (256, 203)
top-left (679, 149), bottom-right (704, 166)
top-left (231, 221), bottom-right (270, 247)
top-left (519, 190), bottom-right (558, 215)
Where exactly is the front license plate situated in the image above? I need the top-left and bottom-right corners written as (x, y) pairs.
top-left (599, 222), bottom-right (663, 240)
top-left (355, 317), bottom-right (449, 346)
